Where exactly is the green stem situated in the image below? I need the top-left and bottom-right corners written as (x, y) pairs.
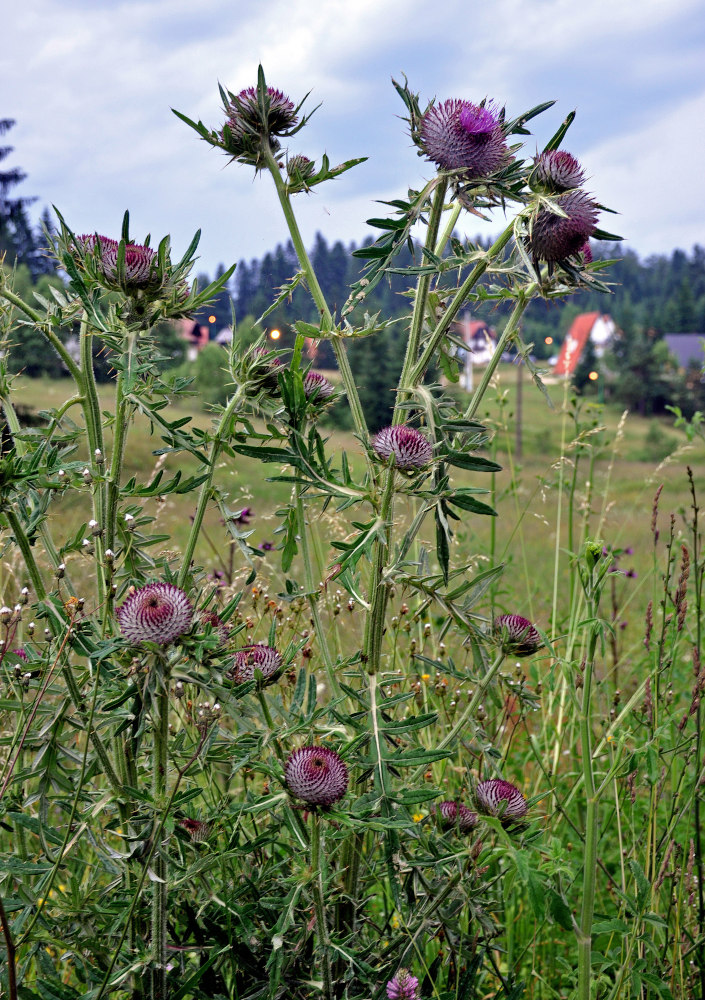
top-left (3, 507), bottom-right (47, 600)
top-left (409, 223), bottom-right (515, 385)
top-left (310, 810), bottom-right (334, 1000)
top-left (0, 287), bottom-right (81, 381)
top-left (463, 295), bottom-right (530, 422)
top-left (577, 605), bottom-right (600, 1000)
top-left (393, 177), bottom-right (448, 423)
top-left (295, 490), bottom-right (335, 685)
top-left (78, 315), bottom-right (107, 609)
top-left (177, 389), bottom-right (243, 588)
top-left (363, 469), bottom-right (396, 676)
top-left (150, 669), bottom-right (170, 1000)
top-left (262, 144), bottom-right (371, 458)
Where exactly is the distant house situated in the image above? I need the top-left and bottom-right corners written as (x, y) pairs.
top-left (175, 319), bottom-right (210, 361)
top-left (553, 313), bottom-right (616, 375)
top-left (454, 318), bottom-right (497, 365)
top-left (663, 333), bottom-right (705, 372)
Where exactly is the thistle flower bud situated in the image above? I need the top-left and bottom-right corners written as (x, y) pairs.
top-left (82, 539), bottom-right (94, 555)
top-left (531, 150), bottom-right (585, 192)
top-left (174, 680), bottom-right (185, 698)
top-left (493, 614), bottom-right (542, 657)
top-left (0, 606), bottom-right (12, 624)
top-left (105, 549), bottom-right (115, 562)
top-left (476, 778), bottom-right (528, 821)
top-left (200, 610), bottom-right (231, 645)
top-left (228, 643), bottom-right (282, 684)
top-left (56, 564), bottom-right (66, 579)
top-left (19, 587), bottom-right (30, 605)
top-left (303, 371), bottom-right (335, 401)
top-left (124, 513), bottom-right (136, 530)
top-left (94, 448), bottom-right (104, 465)
top-left (82, 468), bottom-right (93, 484)
top-left (420, 98), bottom-right (508, 180)
top-left (57, 469), bottom-right (66, 481)
top-left (434, 800), bottom-right (479, 833)
top-left (117, 583), bottom-right (194, 646)
top-left (371, 426), bottom-right (433, 471)
top-left (287, 154), bottom-right (315, 182)
top-left (88, 519), bottom-right (102, 537)
top-left (284, 745), bottom-right (349, 806)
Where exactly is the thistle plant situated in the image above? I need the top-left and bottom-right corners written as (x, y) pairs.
top-left (0, 63), bottom-right (670, 1000)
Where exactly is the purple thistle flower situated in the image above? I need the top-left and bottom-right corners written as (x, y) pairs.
top-left (386, 968), bottom-right (420, 1000)
top-left (371, 426), bottom-right (433, 471)
top-left (232, 85), bottom-right (297, 134)
top-left (580, 240), bottom-right (593, 263)
top-left (532, 150), bottom-right (585, 192)
top-left (420, 98), bottom-right (508, 180)
top-left (527, 190), bottom-right (599, 264)
top-left (476, 778), bottom-right (528, 821)
top-left (79, 234), bottom-right (161, 290)
top-left (229, 643), bottom-right (282, 683)
top-left (434, 800), bottom-right (479, 833)
top-left (303, 371), bottom-right (335, 401)
top-left (284, 745), bottom-right (349, 806)
top-left (117, 583), bottom-right (193, 645)
top-left (259, 541), bottom-right (274, 551)
top-left (12, 648), bottom-right (28, 662)
top-left (179, 818), bottom-right (211, 842)
top-left (493, 614), bottom-right (542, 657)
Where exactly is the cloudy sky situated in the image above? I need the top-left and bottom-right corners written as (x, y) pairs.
top-left (4, 0), bottom-right (704, 277)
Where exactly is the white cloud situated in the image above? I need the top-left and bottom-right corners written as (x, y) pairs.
top-left (582, 89), bottom-right (705, 254)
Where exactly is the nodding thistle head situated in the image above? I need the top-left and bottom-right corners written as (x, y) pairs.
top-left (284, 745), bottom-right (349, 806)
top-left (527, 190), bottom-right (599, 264)
top-left (434, 800), bottom-right (479, 833)
top-left (303, 371), bottom-right (335, 401)
top-left (476, 778), bottom-right (528, 822)
top-left (420, 98), bottom-right (508, 180)
top-left (244, 346), bottom-right (282, 396)
top-left (531, 150), bottom-right (585, 192)
top-left (493, 613), bottom-right (542, 657)
top-left (220, 82), bottom-right (299, 166)
top-left (228, 643), bottom-right (282, 684)
top-left (116, 583), bottom-right (193, 646)
top-left (386, 968), bottom-right (420, 1000)
top-left (371, 426), bottom-right (433, 471)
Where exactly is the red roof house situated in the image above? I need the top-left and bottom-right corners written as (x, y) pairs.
top-left (554, 313), bottom-right (615, 375)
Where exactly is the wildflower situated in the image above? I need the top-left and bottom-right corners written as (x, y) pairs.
top-left (179, 818), bottom-right (211, 842)
top-left (386, 968), bottom-right (420, 1000)
top-left (527, 190), bottom-right (599, 264)
top-left (259, 541), bottom-right (274, 552)
top-left (475, 778), bottom-right (528, 821)
top-left (228, 643), bottom-right (282, 683)
top-left (226, 85), bottom-right (297, 137)
top-left (371, 426), bottom-right (433, 471)
top-left (303, 370), bottom-right (335, 401)
top-left (434, 800), bottom-right (479, 833)
top-left (284, 745), bottom-right (349, 806)
top-left (412, 812), bottom-right (425, 823)
top-left (420, 99), bottom-right (508, 180)
top-left (116, 583), bottom-right (193, 645)
top-left (12, 648), bottom-right (28, 662)
top-left (531, 150), bottom-right (585, 192)
top-left (248, 347), bottom-right (282, 395)
top-left (231, 507), bottom-right (252, 526)
top-left (493, 614), bottom-right (542, 657)
top-left (78, 234), bottom-right (163, 292)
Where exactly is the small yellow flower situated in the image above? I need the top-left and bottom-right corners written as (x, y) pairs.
top-left (391, 913), bottom-right (401, 929)
top-left (421, 674), bottom-right (431, 683)
top-left (412, 812), bottom-right (425, 822)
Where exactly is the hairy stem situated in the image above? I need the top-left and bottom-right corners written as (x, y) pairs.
top-left (310, 810), bottom-right (334, 1000)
